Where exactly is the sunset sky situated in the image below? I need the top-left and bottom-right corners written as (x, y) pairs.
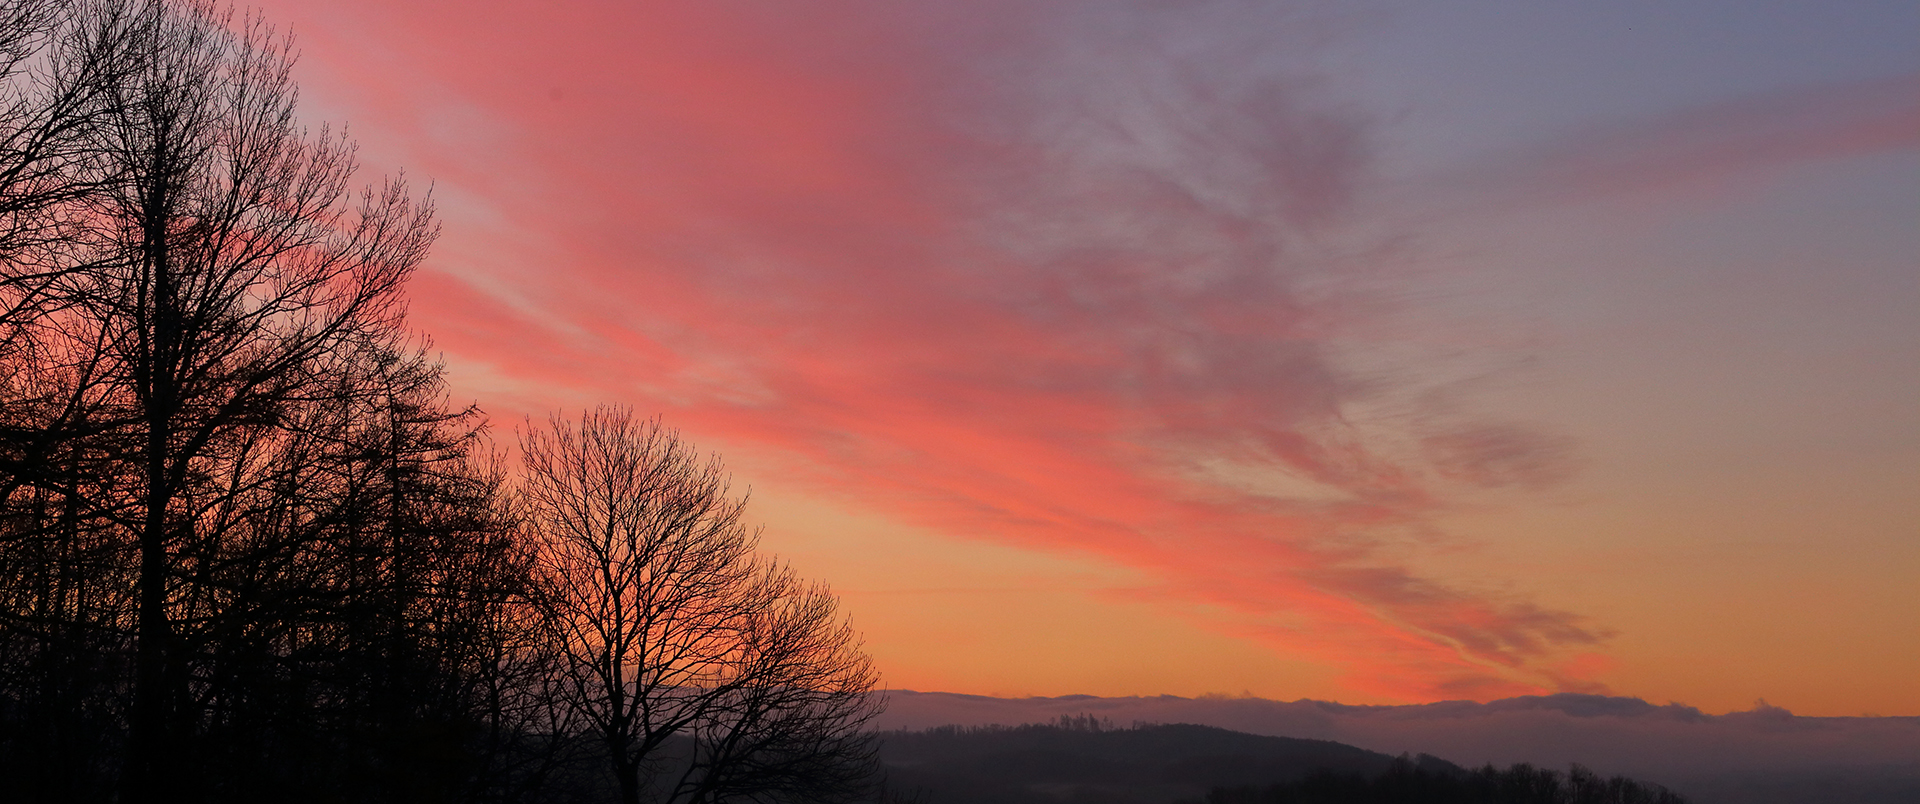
top-left (250, 0), bottom-right (1918, 717)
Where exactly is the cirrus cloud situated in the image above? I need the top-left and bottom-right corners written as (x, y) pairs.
top-left (267, 0), bottom-right (1611, 699)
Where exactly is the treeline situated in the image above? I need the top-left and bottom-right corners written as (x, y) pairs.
top-left (875, 721), bottom-right (1695, 804)
top-left (1199, 759), bottom-right (1689, 804)
top-left (910, 714), bottom-right (1125, 737)
top-left (0, 2), bottom-right (878, 803)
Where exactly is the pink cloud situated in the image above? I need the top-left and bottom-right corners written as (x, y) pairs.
top-left (263, 0), bottom-right (1605, 699)
top-left (1423, 425), bottom-right (1581, 491)
top-left (1449, 72), bottom-right (1920, 208)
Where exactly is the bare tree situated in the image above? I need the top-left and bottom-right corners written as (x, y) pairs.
top-left (0, 1), bottom-right (439, 798)
top-left (0, 3), bottom-right (174, 797)
top-left (95, 14), bottom-right (423, 798)
top-left (0, 4), bottom-right (572, 801)
top-left (521, 408), bottom-right (881, 804)
top-left (0, 0), bottom-right (136, 334)
top-left (2, 5), bottom-right (879, 802)
top-left (677, 571), bottom-right (884, 804)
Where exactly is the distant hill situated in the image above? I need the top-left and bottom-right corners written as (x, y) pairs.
top-left (877, 691), bottom-right (1920, 804)
top-left (878, 719), bottom-right (1461, 803)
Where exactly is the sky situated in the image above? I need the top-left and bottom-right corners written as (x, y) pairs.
top-left (249, 0), bottom-right (1919, 716)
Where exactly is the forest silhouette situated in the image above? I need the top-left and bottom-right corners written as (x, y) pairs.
top-left (0, 1), bottom-right (876, 801)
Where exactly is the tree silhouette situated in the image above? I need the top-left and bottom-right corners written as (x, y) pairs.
top-left (521, 407), bottom-right (881, 804)
top-left (0, 1), bottom-right (510, 800)
top-left (0, 3), bottom-right (886, 802)
top-left (70, 4), bottom-right (435, 797)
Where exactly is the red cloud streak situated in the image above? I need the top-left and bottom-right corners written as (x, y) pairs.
top-left (265, 0), bottom-right (1615, 699)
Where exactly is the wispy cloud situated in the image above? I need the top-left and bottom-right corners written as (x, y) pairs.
top-left (1441, 72), bottom-right (1920, 209)
top-left (274, 0), bottom-right (1609, 699)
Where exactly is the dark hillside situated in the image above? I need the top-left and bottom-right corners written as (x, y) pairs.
top-left (879, 720), bottom-right (1460, 804)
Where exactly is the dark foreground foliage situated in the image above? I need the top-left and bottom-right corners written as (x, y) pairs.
top-left (0, 1), bottom-right (880, 802)
top-left (1200, 758), bottom-right (1689, 804)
